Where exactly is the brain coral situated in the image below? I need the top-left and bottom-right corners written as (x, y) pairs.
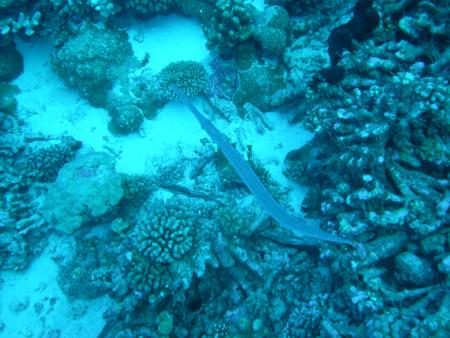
top-left (51, 25), bottom-right (132, 107)
top-left (158, 60), bottom-right (208, 101)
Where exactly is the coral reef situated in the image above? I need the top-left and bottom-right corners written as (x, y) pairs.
top-left (33, 0), bottom-right (115, 38)
top-left (266, 0), bottom-right (338, 16)
top-left (0, 230), bottom-right (28, 271)
top-left (280, 1), bottom-right (449, 336)
top-left (124, 0), bottom-right (175, 16)
top-left (126, 254), bottom-right (169, 295)
top-left (122, 195), bottom-right (220, 307)
top-left (120, 174), bottom-right (155, 207)
top-left (86, 0), bottom-right (120, 18)
top-left (107, 71), bottom-right (164, 124)
top-left (0, 82), bottom-right (20, 132)
top-left (254, 26), bottom-right (287, 58)
top-left (286, 67), bottom-right (448, 241)
top-left (2, 1), bottom-right (449, 337)
top-left (0, 134), bottom-right (80, 271)
top-left (51, 25), bottom-right (132, 107)
top-left (57, 237), bottom-right (126, 299)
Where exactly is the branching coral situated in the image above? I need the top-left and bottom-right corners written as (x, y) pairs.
top-left (0, 0), bottom-right (41, 36)
top-left (127, 253), bottom-right (171, 296)
top-left (132, 196), bottom-right (213, 264)
top-left (132, 198), bottom-right (194, 264)
top-left (158, 60), bottom-right (208, 101)
top-left (20, 136), bottom-right (81, 182)
top-left (286, 63), bottom-right (448, 240)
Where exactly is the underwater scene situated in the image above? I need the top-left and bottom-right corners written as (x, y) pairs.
top-left (0, 0), bottom-right (449, 337)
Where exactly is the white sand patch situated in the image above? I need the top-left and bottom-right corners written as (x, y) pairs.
top-left (250, 0), bottom-right (266, 11)
top-left (13, 38), bottom-right (112, 154)
top-left (128, 14), bottom-right (209, 73)
top-left (0, 236), bottom-right (112, 338)
top-left (115, 100), bottom-right (205, 174)
top-left (14, 41), bottom-right (206, 174)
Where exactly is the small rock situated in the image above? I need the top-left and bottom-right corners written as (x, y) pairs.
top-left (395, 252), bottom-right (437, 287)
top-left (9, 296), bottom-right (30, 313)
top-left (438, 255), bottom-right (450, 275)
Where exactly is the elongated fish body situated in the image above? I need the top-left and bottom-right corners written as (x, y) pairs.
top-left (170, 85), bottom-right (358, 248)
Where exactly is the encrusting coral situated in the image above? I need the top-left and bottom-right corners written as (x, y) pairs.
top-left (51, 25), bottom-right (132, 107)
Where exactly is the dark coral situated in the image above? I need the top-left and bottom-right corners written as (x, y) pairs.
top-left (108, 104), bottom-right (144, 135)
top-left (321, 0), bottom-right (380, 84)
top-left (0, 41), bottom-right (23, 82)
